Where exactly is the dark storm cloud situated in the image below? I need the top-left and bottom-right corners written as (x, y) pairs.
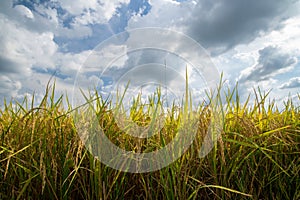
top-left (239, 46), bottom-right (297, 82)
top-left (280, 77), bottom-right (300, 89)
top-left (188, 0), bottom-right (299, 54)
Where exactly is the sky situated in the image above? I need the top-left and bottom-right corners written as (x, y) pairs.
top-left (1, 0), bottom-right (300, 109)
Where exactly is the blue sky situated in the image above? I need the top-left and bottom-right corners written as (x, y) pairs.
top-left (0, 0), bottom-right (300, 108)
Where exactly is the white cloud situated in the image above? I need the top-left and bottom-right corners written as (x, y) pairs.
top-left (0, 0), bottom-right (132, 104)
top-left (0, 4), bottom-right (83, 102)
top-left (58, 0), bottom-right (99, 15)
top-left (188, 0), bottom-right (300, 54)
top-left (57, 0), bottom-right (130, 25)
top-left (14, 5), bottom-right (34, 19)
top-left (1, 0), bottom-right (300, 108)
top-left (0, 13), bottom-right (59, 75)
top-left (238, 46), bottom-right (297, 83)
top-left (280, 77), bottom-right (300, 89)
top-left (125, 0), bottom-right (300, 105)
top-left (81, 44), bottom-right (128, 74)
top-left (0, 75), bottom-right (22, 99)
top-left (33, 3), bottom-right (93, 39)
top-left (212, 12), bottom-right (300, 96)
top-left (128, 0), bottom-right (300, 56)
top-left (127, 0), bottom-right (195, 31)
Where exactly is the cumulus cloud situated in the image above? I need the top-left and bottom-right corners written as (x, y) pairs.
top-left (188, 0), bottom-right (299, 54)
top-left (14, 4), bottom-right (34, 19)
top-left (128, 0), bottom-right (299, 55)
top-left (96, 28), bottom-right (219, 95)
top-left (0, 0), bottom-right (132, 103)
top-left (56, 0), bottom-right (130, 25)
top-left (280, 77), bottom-right (300, 89)
top-left (238, 46), bottom-right (297, 82)
top-left (0, 75), bottom-right (22, 99)
top-left (1, 0), bottom-right (130, 41)
top-left (0, 55), bottom-right (26, 74)
top-left (0, 1), bottom-right (59, 36)
top-left (1, 0), bottom-right (300, 107)
top-left (127, 0), bottom-right (194, 31)
top-left (0, 15), bottom-right (58, 73)
top-left (0, 1), bottom-right (74, 101)
top-left (124, 0), bottom-right (300, 107)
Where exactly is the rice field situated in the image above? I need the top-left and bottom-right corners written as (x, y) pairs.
top-left (0, 79), bottom-right (299, 199)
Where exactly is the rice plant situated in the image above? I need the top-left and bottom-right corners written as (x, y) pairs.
top-left (0, 76), bottom-right (299, 199)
